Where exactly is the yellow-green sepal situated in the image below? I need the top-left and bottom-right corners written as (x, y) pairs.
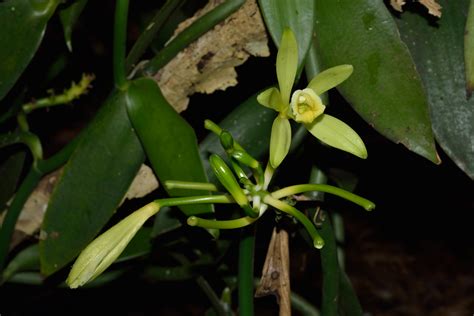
top-left (257, 87), bottom-right (285, 112)
top-left (277, 28), bottom-right (298, 106)
top-left (307, 65), bottom-right (353, 95)
top-left (67, 202), bottom-right (160, 288)
top-left (305, 114), bottom-right (367, 159)
top-left (269, 116), bottom-right (292, 168)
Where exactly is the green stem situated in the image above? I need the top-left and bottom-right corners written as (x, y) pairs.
top-left (113, 0), bottom-right (129, 88)
top-left (187, 216), bottom-right (257, 229)
top-left (263, 162), bottom-right (274, 190)
top-left (157, 195), bottom-right (234, 208)
top-left (271, 184), bottom-right (375, 211)
top-left (143, 0), bottom-right (245, 75)
top-left (291, 292), bottom-right (321, 316)
top-left (238, 225), bottom-right (255, 316)
top-left (320, 215), bottom-right (340, 316)
top-left (263, 195), bottom-right (324, 249)
top-left (125, 0), bottom-right (185, 72)
top-left (22, 74), bottom-right (94, 114)
top-left (164, 180), bottom-right (218, 191)
top-left (196, 276), bottom-right (228, 316)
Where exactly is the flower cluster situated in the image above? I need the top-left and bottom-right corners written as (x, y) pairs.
top-left (257, 28), bottom-right (367, 168)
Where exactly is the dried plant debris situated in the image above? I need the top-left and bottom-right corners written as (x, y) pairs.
top-left (0, 164), bottom-right (158, 248)
top-left (390, 0), bottom-right (442, 17)
top-left (256, 228), bottom-right (291, 316)
top-left (153, 0), bottom-right (269, 112)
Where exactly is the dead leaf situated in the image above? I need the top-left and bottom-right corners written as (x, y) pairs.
top-left (153, 0), bottom-right (269, 112)
top-left (389, 0), bottom-right (441, 17)
top-left (256, 227), bottom-right (291, 316)
top-left (419, 0), bottom-right (442, 17)
top-left (390, 0), bottom-right (406, 12)
top-left (1, 164), bottom-right (158, 248)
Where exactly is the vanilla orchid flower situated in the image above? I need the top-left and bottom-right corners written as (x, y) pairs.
top-left (257, 28), bottom-right (367, 168)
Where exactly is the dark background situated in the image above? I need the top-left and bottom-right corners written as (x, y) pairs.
top-left (1, 1), bottom-right (473, 315)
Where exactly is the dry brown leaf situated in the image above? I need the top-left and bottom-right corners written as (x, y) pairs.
top-left (153, 0), bottom-right (269, 112)
top-left (419, 0), bottom-right (442, 17)
top-left (390, 0), bottom-right (406, 12)
top-left (255, 228), bottom-right (291, 316)
top-left (1, 164), bottom-right (158, 248)
top-left (389, 0), bottom-right (441, 17)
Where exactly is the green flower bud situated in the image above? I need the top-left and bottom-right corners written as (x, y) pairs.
top-left (67, 202), bottom-right (159, 288)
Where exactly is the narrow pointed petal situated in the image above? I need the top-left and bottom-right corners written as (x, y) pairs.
top-left (270, 116), bottom-right (292, 168)
top-left (305, 114), bottom-right (367, 159)
top-left (257, 87), bottom-right (284, 111)
top-left (277, 28), bottom-right (298, 105)
top-left (307, 65), bottom-right (353, 95)
top-left (67, 202), bottom-right (159, 288)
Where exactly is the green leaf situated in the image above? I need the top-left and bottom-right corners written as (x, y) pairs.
top-left (276, 28), bottom-right (298, 105)
top-left (305, 114), bottom-right (367, 159)
top-left (308, 65), bottom-right (353, 95)
top-left (465, 0), bottom-right (474, 96)
top-left (125, 78), bottom-right (211, 216)
top-left (258, 0), bottom-right (314, 74)
top-left (396, 0), bottom-right (474, 179)
top-left (0, 0), bottom-right (59, 101)
top-left (314, 0), bottom-right (439, 163)
top-left (59, 0), bottom-right (88, 52)
top-left (40, 90), bottom-right (145, 276)
top-left (269, 116), bottom-right (291, 168)
top-left (2, 244), bottom-right (39, 283)
top-left (0, 150), bottom-right (25, 214)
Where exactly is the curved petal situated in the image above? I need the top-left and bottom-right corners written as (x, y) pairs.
top-left (307, 65), bottom-right (353, 95)
top-left (270, 116), bottom-right (292, 168)
top-left (305, 114), bottom-right (367, 159)
top-left (277, 28), bottom-right (298, 105)
top-left (257, 87), bottom-right (285, 111)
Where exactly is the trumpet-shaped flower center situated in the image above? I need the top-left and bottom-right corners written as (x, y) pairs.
top-left (291, 88), bottom-right (325, 123)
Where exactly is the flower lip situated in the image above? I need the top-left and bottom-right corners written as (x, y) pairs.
top-left (290, 88), bottom-right (325, 123)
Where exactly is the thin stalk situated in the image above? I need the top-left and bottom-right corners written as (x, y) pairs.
top-left (125, 0), bottom-right (185, 72)
top-left (157, 195), bottom-right (234, 208)
top-left (196, 276), bottom-right (228, 316)
top-left (263, 162), bottom-right (274, 190)
top-left (113, 0), bottom-right (129, 88)
top-left (271, 184), bottom-right (375, 211)
top-left (143, 0), bottom-right (245, 75)
top-left (187, 216), bottom-right (257, 229)
top-left (263, 195), bottom-right (324, 249)
top-left (238, 225), bottom-right (255, 316)
top-left (164, 180), bottom-right (218, 191)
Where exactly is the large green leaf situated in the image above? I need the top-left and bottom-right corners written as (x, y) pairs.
top-left (314, 0), bottom-right (439, 163)
top-left (0, 0), bottom-right (59, 100)
top-left (40, 90), bottom-right (145, 276)
top-left (396, 0), bottom-right (474, 179)
top-left (126, 78), bottom-right (211, 216)
top-left (0, 150), bottom-right (25, 213)
top-left (258, 0), bottom-right (314, 72)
